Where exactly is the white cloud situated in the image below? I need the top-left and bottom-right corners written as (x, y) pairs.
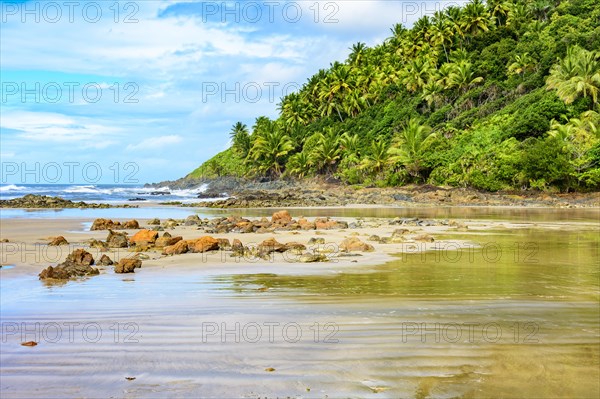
top-left (126, 135), bottom-right (183, 150)
top-left (0, 111), bottom-right (120, 143)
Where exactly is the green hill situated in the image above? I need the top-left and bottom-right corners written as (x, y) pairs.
top-left (189, 0), bottom-right (600, 192)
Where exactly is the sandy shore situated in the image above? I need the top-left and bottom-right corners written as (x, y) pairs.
top-left (1, 209), bottom-right (599, 398)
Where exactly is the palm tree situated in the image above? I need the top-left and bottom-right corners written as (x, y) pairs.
top-left (506, 1), bottom-right (530, 32)
top-left (388, 118), bottom-right (434, 179)
top-left (530, 0), bottom-right (552, 22)
top-left (430, 11), bottom-right (453, 62)
top-left (250, 120), bottom-right (293, 177)
top-left (229, 122), bottom-right (251, 158)
top-left (547, 46), bottom-right (600, 106)
top-left (487, 0), bottom-right (510, 26)
top-left (402, 58), bottom-right (433, 93)
top-left (339, 132), bottom-right (361, 162)
top-left (311, 128), bottom-right (341, 175)
top-left (448, 61), bottom-right (484, 93)
top-left (445, 6), bottom-right (465, 44)
top-left (461, 0), bottom-right (491, 37)
top-left (348, 42), bottom-right (367, 66)
top-left (286, 151), bottom-right (312, 178)
top-left (507, 53), bottom-right (536, 80)
top-left (360, 140), bottom-right (390, 178)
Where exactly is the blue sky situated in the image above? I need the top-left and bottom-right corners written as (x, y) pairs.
top-left (0, 0), bottom-right (463, 184)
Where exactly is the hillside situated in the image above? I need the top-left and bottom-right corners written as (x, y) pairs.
top-left (188, 0), bottom-right (600, 192)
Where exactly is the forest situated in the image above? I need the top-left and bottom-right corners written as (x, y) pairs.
top-left (190, 0), bottom-right (600, 192)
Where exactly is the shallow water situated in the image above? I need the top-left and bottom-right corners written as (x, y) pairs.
top-left (0, 209), bottom-right (599, 398)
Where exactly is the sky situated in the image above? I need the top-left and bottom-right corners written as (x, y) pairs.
top-left (0, 0), bottom-right (465, 185)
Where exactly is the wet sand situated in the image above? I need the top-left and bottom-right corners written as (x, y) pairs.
top-left (1, 209), bottom-right (599, 398)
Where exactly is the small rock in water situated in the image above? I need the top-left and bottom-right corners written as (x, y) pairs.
top-left (125, 377), bottom-right (136, 381)
top-left (265, 367), bottom-right (276, 372)
top-left (21, 341), bottom-right (38, 347)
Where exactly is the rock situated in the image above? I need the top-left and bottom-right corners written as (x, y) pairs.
top-left (129, 229), bottom-right (159, 246)
top-left (234, 221), bottom-right (255, 233)
top-left (91, 218), bottom-right (114, 230)
top-left (188, 236), bottom-right (219, 253)
top-left (368, 235), bottom-right (381, 242)
top-left (106, 230), bottom-right (128, 248)
top-left (98, 254), bottom-right (114, 266)
top-left (48, 236), bottom-right (69, 246)
top-left (147, 218), bottom-right (160, 225)
top-left (258, 238), bottom-right (286, 253)
top-left (315, 217), bottom-right (348, 230)
top-left (389, 229), bottom-right (409, 243)
top-left (0, 239), bottom-right (9, 243)
top-left (340, 237), bottom-right (374, 252)
top-left (231, 239), bottom-right (244, 255)
top-left (134, 253), bottom-right (150, 260)
top-left (185, 215), bottom-right (201, 226)
top-left (299, 253), bottom-right (328, 263)
top-left (284, 242), bottom-right (306, 251)
top-left (89, 239), bottom-right (108, 250)
top-left (115, 258), bottom-right (141, 273)
top-left (163, 219), bottom-right (179, 229)
top-left (271, 210), bottom-right (292, 224)
top-left (163, 240), bottom-right (189, 255)
top-left (123, 220), bottom-right (140, 229)
top-left (307, 237), bottom-right (325, 245)
top-left (298, 218), bottom-right (316, 230)
top-left (414, 233), bottom-right (435, 242)
top-left (216, 238), bottom-right (231, 250)
top-left (91, 218), bottom-right (139, 230)
top-left (155, 234), bottom-right (182, 248)
top-left (0, 194), bottom-right (133, 209)
top-left (39, 249), bottom-right (99, 280)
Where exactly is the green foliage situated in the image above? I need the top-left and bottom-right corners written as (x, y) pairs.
top-left (189, 0), bottom-right (600, 192)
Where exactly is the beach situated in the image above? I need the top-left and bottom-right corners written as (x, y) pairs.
top-left (1, 206), bottom-right (599, 398)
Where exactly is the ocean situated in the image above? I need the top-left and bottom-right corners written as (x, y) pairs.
top-left (0, 183), bottom-right (214, 204)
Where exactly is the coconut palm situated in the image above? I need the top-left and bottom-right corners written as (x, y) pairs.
top-left (430, 11), bottom-right (454, 62)
top-left (311, 128), bottom-right (342, 175)
top-left (487, 0), bottom-right (510, 26)
top-left (448, 62), bottom-right (484, 93)
top-left (286, 151), bottom-right (312, 178)
top-left (507, 52), bottom-right (536, 79)
top-left (388, 118), bottom-right (434, 179)
top-left (348, 42), bottom-right (367, 66)
top-left (461, 0), bottom-right (491, 37)
top-left (229, 122), bottom-right (251, 158)
top-left (250, 120), bottom-right (293, 177)
top-left (547, 46), bottom-right (600, 106)
top-left (360, 140), bottom-right (390, 178)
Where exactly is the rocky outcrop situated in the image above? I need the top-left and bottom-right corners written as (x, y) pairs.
top-left (162, 240), bottom-right (189, 255)
top-left (187, 236), bottom-right (220, 253)
top-left (1, 195), bottom-right (136, 209)
top-left (129, 229), bottom-right (159, 246)
top-left (340, 237), bottom-right (375, 252)
top-left (39, 249), bottom-right (99, 280)
top-left (115, 258), bottom-right (142, 274)
top-left (155, 233), bottom-right (182, 248)
top-left (107, 230), bottom-right (128, 248)
top-left (91, 218), bottom-right (140, 231)
top-left (98, 254), bottom-right (114, 266)
top-left (48, 236), bottom-right (69, 246)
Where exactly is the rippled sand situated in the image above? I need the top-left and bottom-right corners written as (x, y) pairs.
top-left (1, 208), bottom-right (599, 398)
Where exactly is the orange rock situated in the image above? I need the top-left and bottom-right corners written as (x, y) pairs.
top-left (188, 236), bottom-right (219, 253)
top-left (162, 240), bottom-right (188, 255)
top-left (115, 258), bottom-right (141, 273)
top-left (340, 237), bottom-right (374, 252)
top-left (155, 235), bottom-right (182, 248)
top-left (129, 229), bottom-right (159, 246)
top-left (258, 237), bottom-right (286, 253)
top-left (271, 210), bottom-right (292, 224)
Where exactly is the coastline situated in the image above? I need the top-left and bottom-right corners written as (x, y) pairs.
top-left (1, 206), bottom-right (599, 398)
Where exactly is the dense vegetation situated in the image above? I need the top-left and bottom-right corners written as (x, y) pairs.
top-left (189, 0), bottom-right (600, 192)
